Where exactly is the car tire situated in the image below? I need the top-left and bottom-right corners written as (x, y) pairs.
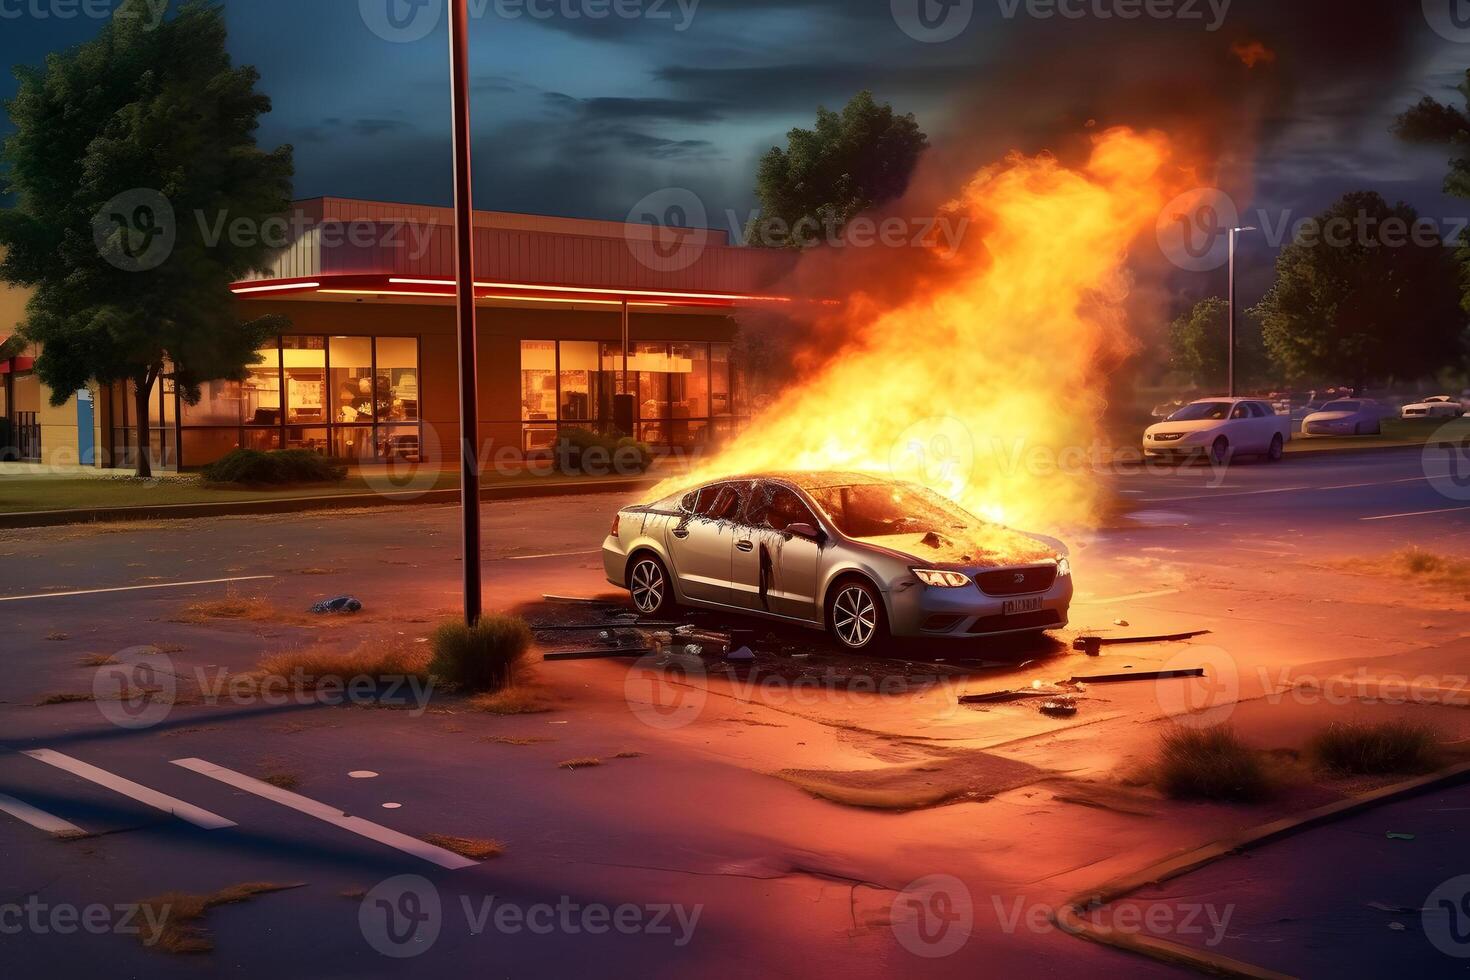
top-left (1354, 422), bottom-right (1366, 436)
top-left (627, 554), bottom-right (676, 617)
top-left (1266, 434), bottom-right (1284, 462)
top-left (1209, 437), bottom-right (1231, 467)
top-left (827, 578), bottom-right (887, 652)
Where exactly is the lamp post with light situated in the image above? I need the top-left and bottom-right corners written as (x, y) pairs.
top-left (1227, 225), bottom-right (1257, 398)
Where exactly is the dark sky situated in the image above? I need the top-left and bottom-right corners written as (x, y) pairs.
top-left (1, 0), bottom-right (1468, 237)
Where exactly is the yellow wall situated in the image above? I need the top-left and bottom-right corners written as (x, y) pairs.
top-left (1, 273), bottom-right (93, 468)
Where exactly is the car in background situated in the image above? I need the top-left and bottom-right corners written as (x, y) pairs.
top-left (1143, 397), bottom-right (1291, 464)
top-left (1303, 399), bottom-right (1383, 436)
top-left (603, 472), bottom-right (1073, 651)
top-left (1400, 395), bottom-right (1464, 421)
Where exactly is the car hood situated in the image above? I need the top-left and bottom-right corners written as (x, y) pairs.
top-left (855, 526), bottom-right (1059, 568)
top-left (1401, 402), bottom-right (1442, 411)
top-left (1305, 411), bottom-right (1357, 422)
top-left (1147, 420), bottom-right (1223, 435)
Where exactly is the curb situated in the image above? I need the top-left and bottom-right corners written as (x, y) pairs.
top-left (0, 476), bottom-right (661, 529)
top-left (1052, 760), bottom-right (1470, 978)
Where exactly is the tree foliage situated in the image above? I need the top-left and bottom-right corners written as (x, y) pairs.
top-left (1251, 192), bottom-right (1465, 386)
top-left (1395, 69), bottom-right (1470, 311)
top-left (748, 91), bottom-right (927, 248)
top-left (0, 1), bottom-right (293, 475)
top-left (1168, 296), bottom-right (1268, 389)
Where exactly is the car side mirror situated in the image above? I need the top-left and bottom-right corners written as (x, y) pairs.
top-left (786, 522), bottom-right (823, 542)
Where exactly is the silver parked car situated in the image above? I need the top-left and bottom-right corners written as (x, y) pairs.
top-left (602, 472), bottom-right (1073, 651)
top-left (1302, 399), bottom-right (1382, 436)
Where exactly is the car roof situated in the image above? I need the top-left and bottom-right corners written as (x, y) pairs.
top-left (697, 471), bottom-right (894, 491)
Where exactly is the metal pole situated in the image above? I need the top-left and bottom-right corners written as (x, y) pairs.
top-left (1227, 227), bottom-right (1237, 399)
top-left (449, 0), bottom-right (482, 625)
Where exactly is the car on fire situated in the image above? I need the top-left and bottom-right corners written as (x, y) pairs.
top-left (1303, 399), bottom-right (1383, 436)
top-left (1143, 397), bottom-right (1291, 464)
top-left (602, 472), bottom-right (1072, 651)
top-left (1399, 395), bottom-right (1464, 421)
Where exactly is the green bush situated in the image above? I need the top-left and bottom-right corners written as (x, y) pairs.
top-left (1309, 720), bottom-right (1440, 775)
top-left (200, 449), bottom-right (347, 486)
top-left (1156, 726), bottom-right (1275, 803)
top-left (428, 615), bottom-right (534, 693)
top-left (556, 427), bottom-right (653, 475)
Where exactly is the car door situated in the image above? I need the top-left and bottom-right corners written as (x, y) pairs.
top-left (663, 481), bottom-right (747, 605)
top-left (1250, 401), bottom-right (1279, 448)
top-left (729, 481), bottom-right (824, 621)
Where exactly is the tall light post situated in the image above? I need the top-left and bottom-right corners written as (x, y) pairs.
top-left (448, 0), bottom-right (482, 624)
top-left (1227, 225), bottom-right (1257, 398)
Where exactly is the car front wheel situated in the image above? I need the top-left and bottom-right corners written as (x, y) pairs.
top-left (1209, 437), bottom-right (1231, 467)
top-left (827, 579), bottom-right (887, 651)
top-left (1266, 433), bottom-right (1284, 461)
top-left (628, 555), bottom-right (675, 617)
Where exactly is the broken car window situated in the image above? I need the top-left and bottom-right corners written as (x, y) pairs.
top-left (746, 484), bottom-right (816, 532)
top-left (807, 483), bottom-right (973, 538)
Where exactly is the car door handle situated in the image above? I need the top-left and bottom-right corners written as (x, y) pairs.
top-left (736, 540), bottom-right (754, 552)
top-left (672, 529), bottom-right (690, 539)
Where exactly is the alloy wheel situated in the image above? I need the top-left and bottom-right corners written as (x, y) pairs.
top-left (630, 559), bottom-right (665, 614)
top-left (832, 585), bottom-right (878, 649)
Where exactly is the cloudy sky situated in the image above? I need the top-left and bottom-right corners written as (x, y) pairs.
top-left (1, 0), bottom-right (1468, 235)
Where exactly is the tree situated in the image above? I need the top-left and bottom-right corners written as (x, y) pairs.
top-left (0, 1), bottom-right (293, 477)
top-left (1394, 69), bottom-right (1470, 315)
top-left (1168, 296), bottom-right (1267, 389)
top-left (1251, 192), bottom-right (1465, 389)
top-left (748, 91), bottom-right (927, 248)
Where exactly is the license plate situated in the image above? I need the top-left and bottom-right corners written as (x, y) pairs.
top-left (1003, 596), bottom-right (1043, 616)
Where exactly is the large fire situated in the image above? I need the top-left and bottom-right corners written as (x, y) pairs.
top-left (659, 127), bottom-right (1187, 532)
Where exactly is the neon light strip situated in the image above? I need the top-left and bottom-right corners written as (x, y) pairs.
top-left (232, 281), bottom-right (321, 294)
top-left (389, 277), bottom-right (786, 303)
top-left (319, 288), bottom-right (671, 307)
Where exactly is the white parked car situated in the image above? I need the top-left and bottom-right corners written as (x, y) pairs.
top-left (1400, 396), bottom-right (1464, 421)
top-left (1303, 399), bottom-right (1382, 436)
top-left (1143, 398), bottom-right (1291, 464)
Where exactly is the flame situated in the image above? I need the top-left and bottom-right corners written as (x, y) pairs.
top-left (1231, 40), bottom-right (1276, 69)
top-left (657, 128), bottom-right (1186, 532)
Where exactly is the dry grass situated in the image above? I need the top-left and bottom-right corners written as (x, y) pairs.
top-left (78, 653), bottom-right (117, 667)
top-left (422, 834), bottom-right (504, 860)
top-left (1334, 547), bottom-right (1470, 594)
top-left (428, 616), bottom-right (534, 693)
top-left (469, 686), bottom-right (554, 715)
top-left (339, 887), bottom-right (367, 900)
top-left (44, 631), bottom-right (69, 641)
top-left (259, 772), bottom-right (301, 791)
top-left (172, 591), bottom-right (304, 625)
top-left (37, 692), bottom-right (94, 706)
top-left (558, 757), bottom-right (603, 770)
top-left (293, 568), bottom-right (340, 576)
top-left (481, 735), bottom-right (552, 746)
top-left (255, 638), bottom-right (431, 690)
top-left (1309, 720), bottom-right (1443, 775)
top-left (1155, 727), bottom-right (1276, 803)
top-left (136, 882), bottom-right (302, 953)
top-left (612, 751), bottom-right (644, 759)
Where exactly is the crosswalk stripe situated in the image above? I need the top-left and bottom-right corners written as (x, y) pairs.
top-left (0, 792), bottom-right (87, 839)
top-left (171, 758), bottom-right (478, 870)
top-left (22, 750), bottom-right (236, 830)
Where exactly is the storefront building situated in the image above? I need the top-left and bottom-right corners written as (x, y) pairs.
top-left (59, 197), bottom-right (794, 470)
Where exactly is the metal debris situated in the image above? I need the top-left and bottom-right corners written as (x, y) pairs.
top-left (1068, 668), bottom-right (1206, 683)
top-left (1073, 629), bottom-right (1211, 656)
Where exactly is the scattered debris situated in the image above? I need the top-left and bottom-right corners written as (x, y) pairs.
top-left (1069, 668), bottom-right (1205, 684)
top-left (1385, 832), bottom-right (1416, 841)
top-left (541, 594), bottom-right (623, 606)
top-left (542, 648), bottom-right (653, 662)
top-left (422, 834), bottom-right (504, 860)
top-left (1113, 619), bottom-right (1129, 627)
top-left (1072, 629), bottom-right (1211, 656)
top-left (310, 596), bottom-right (362, 615)
top-left (1039, 698), bottom-right (1078, 717)
top-left (727, 646), bottom-right (756, 662)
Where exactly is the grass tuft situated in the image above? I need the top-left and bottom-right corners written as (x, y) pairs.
top-left (136, 882), bottom-right (302, 954)
top-left (256, 638), bottom-right (431, 691)
top-left (469, 686), bottom-right (553, 715)
top-left (172, 592), bottom-right (284, 624)
top-left (1309, 720), bottom-right (1442, 775)
top-left (422, 834), bottom-right (504, 860)
top-left (428, 616), bottom-right (533, 693)
top-left (481, 735), bottom-right (552, 746)
top-left (558, 757), bottom-right (603, 770)
top-left (1335, 547), bottom-right (1470, 593)
top-left (78, 654), bottom-right (117, 667)
top-left (1155, 726), bottom-right (1275, 803)
top-left (37, 692), bottom-right (94, 706)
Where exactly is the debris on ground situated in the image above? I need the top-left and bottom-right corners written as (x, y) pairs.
top-left (1113, 619), bottom-right (1129, 627)
top-left (727, 646), bottom-right (756, 662)
top-left (1072, 629), bottom-right (1211, 655)
top-left (1385, 832), bottom-right (1416, 841)
top-left (542, 648), bottom-right (654, 662)
top-left (310, 596), bottom-right (362, 615)
top-left (1039, 698), bottom-right (1078, 717)
top-left (1069, 668), bottom-right (1205, 683)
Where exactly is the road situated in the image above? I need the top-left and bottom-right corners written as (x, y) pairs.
top-left (0, 445), bottom-right (1465, 978)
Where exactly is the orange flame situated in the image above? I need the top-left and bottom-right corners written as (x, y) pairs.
top-left (658, 128), bottom-right (1186, 531)
top-left (1231, 40), bottom-right (1276, 69)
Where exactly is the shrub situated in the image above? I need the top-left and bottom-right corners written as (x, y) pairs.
top-left (1309, 720), bottom-right (1441, 775)
top-left (428, 616), bottom-right (533, 693)
top-left (1155, 726), bottom-right (1274, 803)
top-left (201, 449), bottom-right (347, 486)
top-left (555, 427), bottom-right (653, 476)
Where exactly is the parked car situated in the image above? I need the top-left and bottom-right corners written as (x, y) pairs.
top-left (1303, 399), bottom-right (1383, 436)
top-left (1143, 397), bottom-right (1291, 464)
top-left (1400, 395), bottom-right (1464, 421)
top-left (603, 472), bottom-right (1073, 651)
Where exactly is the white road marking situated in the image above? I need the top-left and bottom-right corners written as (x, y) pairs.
top-left (1075, 589), bottom-right (1181, 605)
top-left (1361, 505), bottom-right (1470, 522)
top-left (0, 575), bottom-right (273, 603)
top-left (172, 758), bottom-right (478, 870)
top-left (0, 792), bottom-right (87, 838)
top-left (22, 750), bottom-right (236, 830)
top-left (498, 550), bottom-right (599, 562)
top-left (1140, 475), bottom-right (1428, 504)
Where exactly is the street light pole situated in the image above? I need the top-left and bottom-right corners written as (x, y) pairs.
top-left (448, 0), bottom-right (482, 625)
top-left (1227, 225), bottom-right (1257, 399)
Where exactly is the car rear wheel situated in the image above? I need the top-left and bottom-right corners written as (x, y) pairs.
top-left (1266, 433), bottom-right (1284, 461)
top-left (628, 555), bottom-right (675, 617)
top-left (827, 579), bottom-right (887, 651)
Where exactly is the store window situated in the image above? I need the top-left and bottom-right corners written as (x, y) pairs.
top-left (376, 336), bottom-right (420, 422)
top-left (559, 341), bottom-right (598, 423)
top-left (244, 340), bottom-right (282, 427)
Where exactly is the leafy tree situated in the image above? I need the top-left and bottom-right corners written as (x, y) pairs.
top-left (748, 91), bottom-right (927, 248)
top-left (0, 1), bottom-right (293, 477)
top-left (1394, 69), bottom-right (1470, 315)
top-left (1251, 192), bottom-right (1465, 388)
top-left (1168, 296), bottom-right (1268, 389)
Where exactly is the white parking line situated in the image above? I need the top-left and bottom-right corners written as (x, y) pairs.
top-left (0, 575), bottom-right (273, 603)
top-left (0, 792), bottom-right (87, 839)
top-left (22, 750), bottom-right (236, 830)
top-left (171, 758), bottom-right (478, 870)
top-left (1361, 505), bottom-right (1470, 522)
top-left (498, 550), bottom-right (599, 562)
top-left (1139, 475), bottom-right (1429, 504)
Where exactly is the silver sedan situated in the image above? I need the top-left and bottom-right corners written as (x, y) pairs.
top-left (602, 472), bottom-right (1073, 651)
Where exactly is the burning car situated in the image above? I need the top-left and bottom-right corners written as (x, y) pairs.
top-left (603, 472), bottom-right (1072, 651)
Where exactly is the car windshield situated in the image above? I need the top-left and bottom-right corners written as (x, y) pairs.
top-left (1168, 402), bottom-right (1232, 421)
top-left (807, 483), bottom-right (976, 538)
top-left (1322, 401), bottom-right (1360, 412)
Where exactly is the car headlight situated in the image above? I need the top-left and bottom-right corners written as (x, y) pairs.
top-left (913, 569), bottom-right (972, 588)
top-left (1056, 557), bottom-right (1071, 578)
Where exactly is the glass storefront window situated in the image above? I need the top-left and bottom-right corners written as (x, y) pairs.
top-left (331, 425), bottom-right (376, 461)
top-left (521, 341), bottom-right (557, 422)
top-left (181, 379), bottom-right (242, 426)
top-left (670, 343), bottom-right (709, 420)
top-left (558, 341), bottom-right (597, 423)
top-left (712, 344), bottom-right (732, 416)
top-left (376, 337), bottom-right (420, 422)
top-left (244, 340), bottom-right (282, 427)
top-left (283, 336), bottom-right (327, 427)
top-left (330, 336), bottom-right (374, 424)
top-left (634, 342), bottom-right (670, 421)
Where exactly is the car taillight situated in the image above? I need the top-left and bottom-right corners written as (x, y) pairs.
top-left (610, 514), bottom-right (621, 538)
